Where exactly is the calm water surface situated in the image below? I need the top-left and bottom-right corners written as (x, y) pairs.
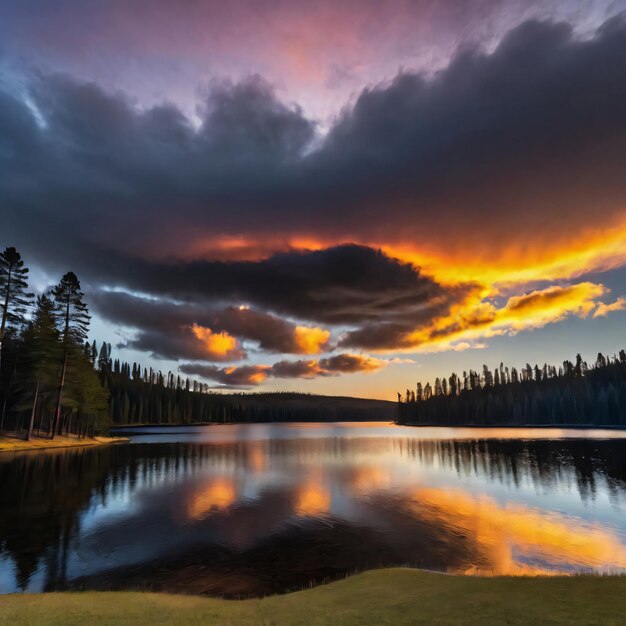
top-left (2, 422), bottom-right (626, 596)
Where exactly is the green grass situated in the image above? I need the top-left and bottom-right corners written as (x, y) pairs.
top-left (2, 569), bottom-right (626, 625)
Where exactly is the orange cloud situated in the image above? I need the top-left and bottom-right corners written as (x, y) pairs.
top-left (593, 297), bottom-right (626, 318)
top-left (191, 324), bottom-right (240, 359)
top-left (402, 282), bottom-right (614, 353)
top-left (382, 218), bottom-right (626, 288)
top-left (294, 325), bottom-right (331, 354)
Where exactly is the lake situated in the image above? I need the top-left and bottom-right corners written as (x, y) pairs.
top-left (1, 422), bottom-right (626, 596)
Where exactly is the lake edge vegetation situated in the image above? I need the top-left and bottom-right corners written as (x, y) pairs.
top-left (397, 351), bottom-right (626, 426)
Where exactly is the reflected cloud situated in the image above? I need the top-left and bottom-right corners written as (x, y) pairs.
top-left (294, 476), bottom-right (331, 516)
top-left (349, 466), bottom-right (391, 495)
top-left (410, 487), bottom-right (626, 575)
top-left (186, 478), bottom-right (237, 520)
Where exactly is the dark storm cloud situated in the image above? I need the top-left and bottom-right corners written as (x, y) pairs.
top-left (3, 17), bottom-right (626, 360)
top-left (180, 363), bottom-right (270, 387)
top-left (87, 246), bottom-right (464, 354)
top-left (3, 17), bottom-right (626, 258)
top-left (89, 289), bottom-right (331, 358)
top-left (180, 353), bottom-right (385, 386)
top-left (108, 245), bottom-right (460, 325)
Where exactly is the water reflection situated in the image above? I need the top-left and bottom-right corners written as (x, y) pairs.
top-left (1, 424), bottom-right (625, 596)
top-left (186, 478), bottom-right (237, 519)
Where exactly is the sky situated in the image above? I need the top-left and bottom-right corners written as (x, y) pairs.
top-left (2, 0), bottom-right (626, 399)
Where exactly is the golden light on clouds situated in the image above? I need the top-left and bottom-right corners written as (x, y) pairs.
top-left (593, 297), bottom-right (626, 318)
top-left (185, 220), bottom-right (626, 360)
top-left (410, 487), bottom-right (626, 576)
top-left (294, 325), bottom-right (331, 354)
top-left (382, 219), bottom-right (626, 287)
top-left (191, 324), bottom-right (239, 358)
top-left (186, 478), bottom-right (237, 520)
top-left (401, 282), bottom-right (614, 354)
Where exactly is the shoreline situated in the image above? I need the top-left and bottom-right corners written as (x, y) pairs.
top-left (396, 422), bottom-right (626, 430)
top-left (0, 434), bottom-right (129, 453)
top-left (109, 421), bottom-right (626, 432)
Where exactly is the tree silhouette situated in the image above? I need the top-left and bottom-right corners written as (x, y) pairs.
top-left (19, 296), bottom-right (60, 439)
top-left (50, 273), bottom-right (90, 439)
top-left (0, 246), bottom-right (33, 374)
top-left (398, 351), bottom-right (626, 427)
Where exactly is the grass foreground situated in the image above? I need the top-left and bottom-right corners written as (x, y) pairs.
top-left (0, 433), bottom-right (129, 452)
top-left (2, 569), bottom-right (626, 625)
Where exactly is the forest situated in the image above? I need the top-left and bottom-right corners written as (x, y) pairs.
top-left (397, 351), bottom-right (626, 426)
top-left (0, 246), bottom-right (392, 440)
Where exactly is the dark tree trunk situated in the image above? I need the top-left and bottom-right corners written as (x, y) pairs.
top-left (27, 378), bottom-right (39, 441)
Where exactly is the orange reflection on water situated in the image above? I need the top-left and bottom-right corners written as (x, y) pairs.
top-left (295, 478), bottom-right (331, 516)
top-left (350, 466), bottom-right (391, 495)
top-left (410, 487), bottom-right (626, 575)
top-left (187, 478), bottom-right (236, 520)
top-left (246, 442), bottom-right (268, 473)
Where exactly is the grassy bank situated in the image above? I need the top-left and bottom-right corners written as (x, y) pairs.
top-left (2, 569), bottom-right (626, 625)
top-left (0, 433), bottom-right (129, 453)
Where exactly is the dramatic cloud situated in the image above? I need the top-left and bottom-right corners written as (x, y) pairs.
top-left (89, 290), bottom-right (332, 360)
top-left (180, 353), bottom-right (386, 386)
top-left (3, 18), bottom-right (626, 283)
top-left (2, 12), bottom-right (626, 390)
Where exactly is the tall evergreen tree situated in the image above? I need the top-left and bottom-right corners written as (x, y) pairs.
top-left (0, 247), bottom-right (33, 372)
top-left (19, 296), bottom-right (60, 440)
top-left (50, 272), bottom-right (90, 438)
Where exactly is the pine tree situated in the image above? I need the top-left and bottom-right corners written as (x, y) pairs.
top-left (50, 272), bottom-right (90, 438)
top-left (19, 296), bottom-right (60, 440)
top-left (0, 247), bottom-right (33, 372)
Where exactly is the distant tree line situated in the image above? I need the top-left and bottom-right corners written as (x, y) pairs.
top-left (100, 354), bottom-right (392, 424)
top-left (397, 351), bottom-right (626, 426)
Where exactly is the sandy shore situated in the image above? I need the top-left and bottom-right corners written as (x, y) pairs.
top-left (0, 433), bottom-right (129, 452)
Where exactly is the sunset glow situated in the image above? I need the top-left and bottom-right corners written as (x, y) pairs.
top-left (410, 488), bottom-right (626, 576)
top-left (191, 325), bottom-right (239, 359)
top-left (294, 326), bottom-right (331, 354)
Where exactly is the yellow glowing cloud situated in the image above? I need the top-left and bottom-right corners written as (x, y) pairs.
top-left (191, 324), bottom-right (239, 358)
top-left (402, 282), bottom-right (614, 354)
top-left (593, 297), bottom-right (626, 318)
top-left (493, 282), bottom-right (606, 331)
top-left (187, 478), bottom-right (237, 520)
top-left (410, 487), bottom-right (626, 576)
top-left (381, 218), bottom-right (626, 287)
top-left (294, 325), bottom-right (331, 354)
